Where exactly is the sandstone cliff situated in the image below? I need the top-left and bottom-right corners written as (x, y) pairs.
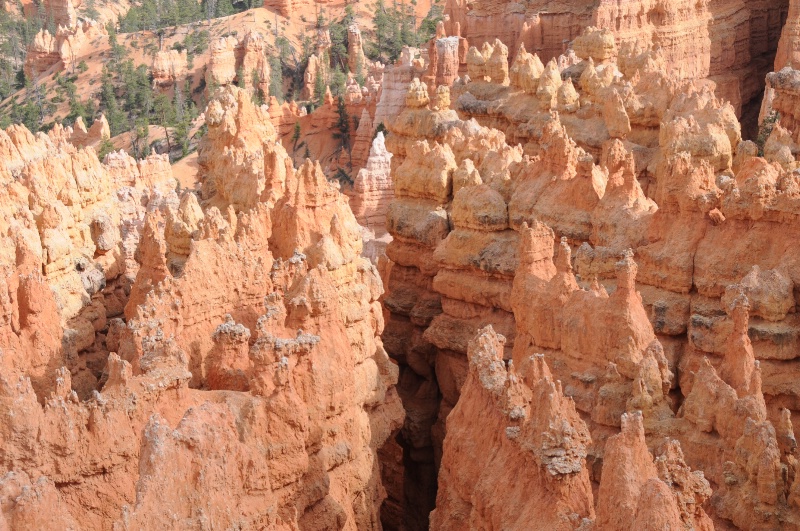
top-left (206, 30), bottom-right (271, 95)
top-left (6, 2), bottom-right (800, 529)
top-left (151, 48), bottom-right (188, 89)
top-left (24, 20), bottom-right (104, 79)
top-left (442, 0), bottom-right (788, 115)
top-left (0, 86), bottom-right (404, 529)
top-left (381, 26), bottom-right (800, 527)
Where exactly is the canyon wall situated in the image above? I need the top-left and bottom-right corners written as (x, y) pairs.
top-left (5, 0), bottom-right (800, 529)
top-left (0, 86), bottom-right (403, 529)
top-left (441, 0), bottom-right (788, 114)
top-left (381, 23), bottom-right (800, 528)
top-left (24, 20), bottom-right (104, 79)
top-left (763, 0), bottom-right (800, 151)
top-left (206, 31), bottom-right (271, 95)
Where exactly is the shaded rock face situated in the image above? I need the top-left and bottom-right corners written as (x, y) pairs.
top-left (430, 327), bottom-right (595, 531)
top-left (346, 132), bottom-right (394, 230)
top-left (206, 30), bottom-right (271, 94)
top-left (380, 19), bottom-right (800, 529)
top-left (6, 4), bottom-right (800, 530)
top-left (441, 0), bottom-right (788, 115)
top-left (0, 86), bottom-right (403, 529)
top-left (764, 0), bottom-right (800, 149)
top-left (776, 0), bottom-right (800, 71)
top-left (24, 20), bottom-right (104, 79)
top-left (44, 0), bottom-right (79, 28)
top-left (151, 49), bottom-right (188, 89)
top-left (348, 22), bottom-right (367, 77)
top-left (0, 119), bottom-right (173, 401)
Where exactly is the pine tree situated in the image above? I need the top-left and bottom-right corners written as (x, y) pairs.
top-left (153, 92), bottom-right (175, 154)
top-left (97, 137), bottom-right (115, 159)
top-left (372, 0), bottom-right (391, 63)
top-left (313, 64), bottom-right (326, 106)
top-left (173, 83), bottom-right (189, 157)
top-left (99, 68), bottom-right (126, 136)
top-left (130, 115), bottom-right (150, 159)
top-left (329, 6), bottom-right (355, 72)
top-left (269, 55), bottom-right (283, 102)
top-left (330, 65), bottom-right (346, 97)
top-left (292, 121), bottom-right (301, 152)
top-left (251, 69), bottom-right (264, 105)
top-left (332, 95), bottom-right (350, 153)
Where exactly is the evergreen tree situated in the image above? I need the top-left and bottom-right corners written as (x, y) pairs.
top-left (330, 65), bottom-right (346, 97)
top-left (418, 3), bottom-right (444, 42)
top-left (313, 65), bottom-right (326, 107)
top-left (99, 68), bottom-right (126, 136)
top-left (97, 136), bottom-right (115, 159)
top-left (172, 81), bottom-right (193, 158)
top-left (173, 116), bottom-right (190, 157)
top-left (757, 111), bottom-right (780, 157)
top-left (332, 95), bottom-right (350, 153)
top-left (251, 69), bottom-right (264, 105)
top-left (130, 115), bottom-right (150, 159)
top-left (118, 0), bottom-right (234, 34)
top-left (292, 121), bottom-right (301, 152)
top-left (269, 55), bottom-right (283, 102)
top-left (372, 0), bottom-right (391, 63)
top-left (328, 6), bottom-right (355, 72)
top-left (153, 92), bottom-right (175, 153)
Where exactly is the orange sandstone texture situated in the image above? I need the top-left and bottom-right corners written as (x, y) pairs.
top-left (5, 1), bottom-right (800, 529)
top-left (0, 86), bottom-right (403, 529)
top-left (24, 20), bottom-right (105, 79)
top-left (151, 48), bottom-right (188, 89)
top-left (441, 0), bottom-right (788, 114)
top-left (381, 21), bottom-right (800, 529)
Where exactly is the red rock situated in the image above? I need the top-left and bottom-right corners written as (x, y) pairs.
top-left (151, 49), bottom-right (188, 89)
top-left (0, 85), bottom-right (403, 529)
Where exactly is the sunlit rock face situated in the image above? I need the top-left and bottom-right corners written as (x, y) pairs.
top-left (0, 85), bottom-right (403, 530)
top-left (380, 18), bottom-right (800, 528)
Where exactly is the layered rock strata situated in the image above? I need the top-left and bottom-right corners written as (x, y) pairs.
top-left (345, 132), bottom-right (393, 230)
top-left (206, 30), bottom-right (271, 95)
top-left (382, 26), bottom-right (800, 525)
top-left (151, 49), bottom-right (188, 89)
top-left (442, 0), bottom-right (789, 114)
top-left (0, 86), bottom-right (404, 529)
top-left (24, 20), bottom-right (103, 79)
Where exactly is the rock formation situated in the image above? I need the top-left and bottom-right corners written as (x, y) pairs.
top-left (48, 114), bottom-right (110, 150)
top-left (443, 0), bottom-right (789, 114)
top-left (206, 30), bottom-right (271, 94)
top-left (302, 28), bottom-right (332, 101)
top-left (206, 36), bottom-right (238, 87)
top-left (7, 3), bottom-right (800, 530)
top-left (430, 327), bottom-right (594, 530)
top-left (239, 30), bottom-right (271, 95)
top-left (0, 117), bottom-right (175, 401)
top-left (24, 20), bottom-right (102, 79)
top-left (423, 22), bottom-right (463, 92)
top-left (350, 108), bottom-right (375, 172)
top-left (763, 0), bottom-right (800, 148)
top-left (348, 22), bottom-right (367, 77)
top-left (151, 48), bottom-right (188, 89)
top-left (373, 47), bottom-right (426, 130)
top-left (346, 132), bottom-right (393, 230)
top-left (776, 0), bottom-right (800, 71)
top-left (0, 85), bottom-right (403, 529)
top-left (43, 0), bottom-right (79, 28)
top-left (381, 21), bottom-right (800, 527)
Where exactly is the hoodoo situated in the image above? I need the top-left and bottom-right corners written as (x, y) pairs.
top-left (1, 0), bottom-right (800, 529)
